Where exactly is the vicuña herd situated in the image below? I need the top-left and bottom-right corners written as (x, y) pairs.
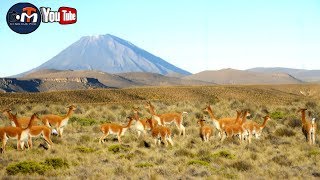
top-left (0, 102), bottom-right (318, 153)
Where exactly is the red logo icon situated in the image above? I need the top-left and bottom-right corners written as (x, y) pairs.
top-left (58, 7), bottom-right (77, 25)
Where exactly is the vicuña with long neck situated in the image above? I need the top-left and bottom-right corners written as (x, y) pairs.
top-left (298, 108), bottom-right (317, 145)
top-left (3, 108), bottom-right (38, 128)
top-left (203, 105), bottom-right (243, 136)
top-left (0, 113), bottom-right (37, 153)
top-left (145, 101), bottom-right (188, 136)
top-left (220, 110), bottom-right (251, 144)
top-left (40, 105), bottom-right (76, 137)
top-left (99, 117), bottom-right (134, 144)
top-left (4, 109), bottom-right (53, 149)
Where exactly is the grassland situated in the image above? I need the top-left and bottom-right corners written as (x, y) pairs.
top-left (0, 84), bottom-right (320, 179)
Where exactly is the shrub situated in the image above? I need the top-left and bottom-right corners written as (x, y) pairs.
top-left (70, 116), bottom-right (97, 126)
top-left (230, 161), bottom-right (252, 171)
top-left (119, 153), bottom-right (135, 160)
top-left (209, 96), bottom-right (220, 105)
top-left (287, 117), bottom-right (301, 128)
top-left (308, 149), bottom-right (320, 157)
top-left (108, 144), bottom-right (130, 154)
top-left (275, 128), bottom-right (296, 137)
top-left (270, 111), bottom-right (285, 120)
top-left (44, 158), bottom-right (69, 169)
top-left (6, 161), bottom-right (49, 175)
top-left (135, 162), bottom-right (154, 168)
top-left (75, 146), bottom-right (96, 153)
top-left (174, 149), bottom-right (195, 158)
top-left (272, 155), bottom-right (292, 166)
top-left (306, 101), bottom-right (317, 109)
top-left (187, 160), bottom-right (210, 167)
top-left (78, 135), bottom-right (91, 143)
top-left (212, 150), bottom-right (235, 159)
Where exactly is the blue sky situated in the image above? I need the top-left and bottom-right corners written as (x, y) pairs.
top-left (1, 0), bottom-right (320, 77)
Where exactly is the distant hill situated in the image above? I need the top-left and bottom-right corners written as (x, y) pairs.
top-left (12, 70), bottom-right (211, 92)
top-left (247, 67), bottom-right (320, 82)
top-left (184, 68), bottom-right (302, 84)
top-left (117, 72), bottom-right (210, 86)
top-left (0, 77), bottom-right (107, 92)
top-left (24, 70), bottom-right (138, 88)
top-left (18, 34), bottom-right (190, 77)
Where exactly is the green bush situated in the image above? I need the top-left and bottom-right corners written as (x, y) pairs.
top-left (212, 150), bottom-right (235, 159)
top-left (135, 162), bottom-right (154, 168)
top-left (108, 144), bottom-right (130, 154)
top-left (308, 149), bottom-right (320, 157)
top-left (270, 111), bottom-right (285, 120)
top-left (70, 116), bottom-right (97, 126)
top-left (187, 160), bottom-right (210, 167)
top-left (6, 161), bottom-right (49, 175)
top-left (75, 146), bottom-right (96, 153)
top-left (119, 153), bottom-right (135, 160)
top-left (44, 158), bottom-right (69, 169)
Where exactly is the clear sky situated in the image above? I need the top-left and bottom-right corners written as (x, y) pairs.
top-left (1, 0), bottom-right (320, 77)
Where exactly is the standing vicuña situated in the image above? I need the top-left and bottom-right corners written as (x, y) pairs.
top-left (203, 104), bottom-right (242, 137)
top-left (3, 109), bottom-right (53, 149)
top-left (147, 118), bottom-right (173, 146)
top-left (145, 101), bottom-right (188, 136)
top-left (99, 117), bottom-right (134, 144)
top-left (243, 115), bottom-right (270, 139)
top-left (40, 105), bottom-right (76, 137)
top-left (132, 107), bottom-right (158, 138)
top-left (221, 110), bottom-right (251, 143)
top-left (0, 113), bottom-right (37, 153)
top-left (197, 118), bottom-right (213, 142)
top-left (298, 108), bottom-right (317, 145)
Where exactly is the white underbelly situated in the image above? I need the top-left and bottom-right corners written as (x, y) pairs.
top-left (60, 118), bottom-right (69, 128)
top-left (135, 122), bottom-right (145, 131)
top-left (108, 129), bottom-right (119, 135)
top-left (20, 130), bottom-right (29, 141)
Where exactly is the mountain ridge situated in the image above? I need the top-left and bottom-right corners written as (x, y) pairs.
top-left (247, 67), bottom-right (320, 82)
top-left (18, 34), bottom-right (191, 77)
top-left (184, 68), bottom-right (303, 84)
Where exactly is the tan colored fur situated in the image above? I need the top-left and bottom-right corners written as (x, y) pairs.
top-left (243, 115), bottom-right (270, 139)
top-left (203, 105), bottom-right (242, 136)
top-left (147, 118), bottom-right (173, 146)
top-left (99, 117), bottom-right (134, 143)
top-left (197, 119), bottom-right (213, 142)
top-left (0, 113), bottom-right (37, 153)
top-left (220, 110), bottom-right (251, 143)
top-left (3, 109), bottom-right (38, 128)
top-left (4, 110), bottom-right (53, 148)
top-left (145, 102), bottom-right (187, 136)
top-left (298, 108), bottom-right (317, 145)
top-left (132, 107), bottom-right (158, 138)
top-left (40, 105), bottom-right (76, 137)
